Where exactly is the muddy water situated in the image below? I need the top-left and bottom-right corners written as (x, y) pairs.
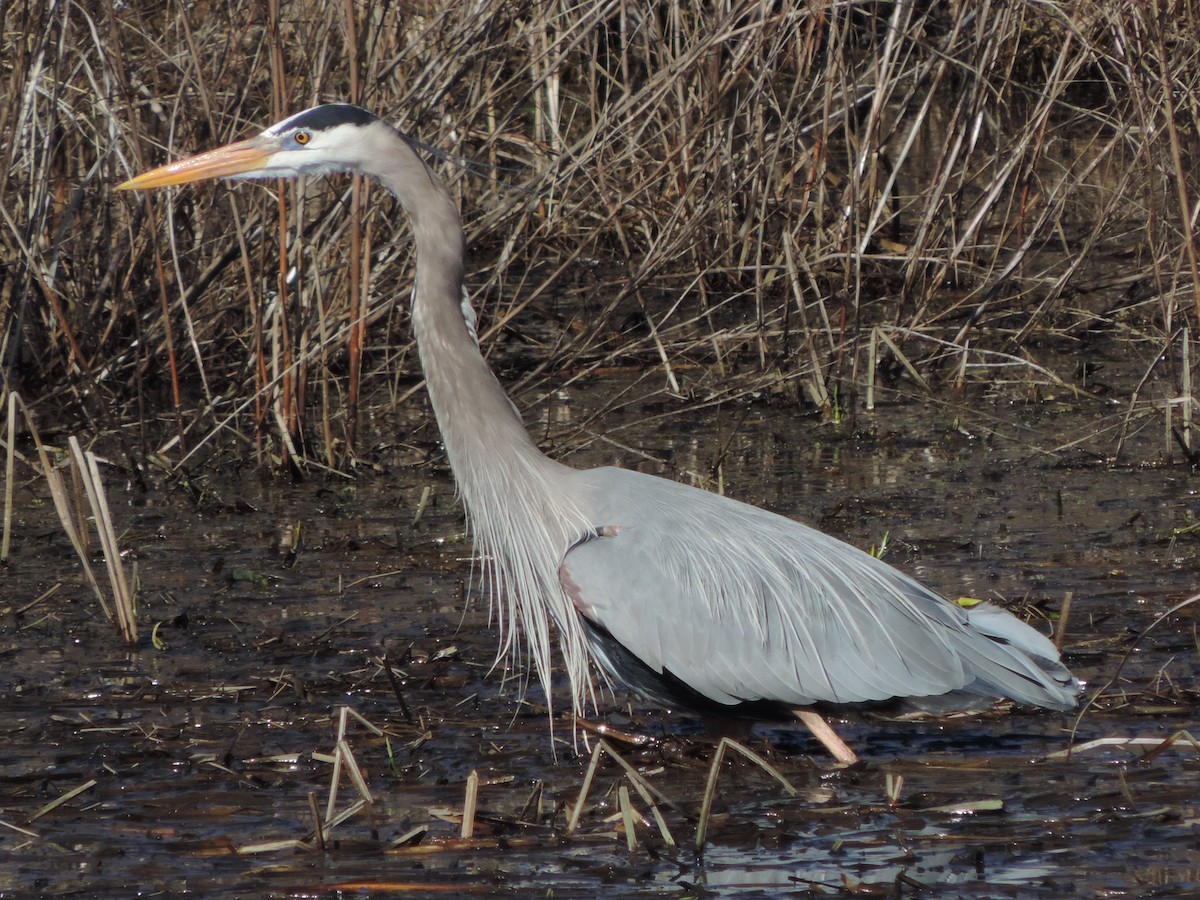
top-left (2, 367), bottom-right (1198, 897)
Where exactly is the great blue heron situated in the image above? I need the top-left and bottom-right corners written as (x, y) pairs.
top-left (119, 104), bottom-right (1080, 764)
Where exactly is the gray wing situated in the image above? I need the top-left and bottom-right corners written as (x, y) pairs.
top-left (560, 466), bottom-right (1078, 711)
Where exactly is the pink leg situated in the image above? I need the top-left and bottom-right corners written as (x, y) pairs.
top-left (794, 708), bottom-right (859, 765)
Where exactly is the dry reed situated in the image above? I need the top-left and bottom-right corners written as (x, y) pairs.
top-left (1, 1), bottom-right (1197, 470)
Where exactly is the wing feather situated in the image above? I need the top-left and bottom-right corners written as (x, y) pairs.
top-left (560, 466), bottom-right (1078, 711)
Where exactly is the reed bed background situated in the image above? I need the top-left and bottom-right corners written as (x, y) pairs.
top-left (2, 6), bottom-right (1199, 886)
top-left (3, 0), bottom-right (1199, 472)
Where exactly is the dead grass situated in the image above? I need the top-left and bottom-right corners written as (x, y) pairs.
top-left (2, 1), bottom-right (1199, 468)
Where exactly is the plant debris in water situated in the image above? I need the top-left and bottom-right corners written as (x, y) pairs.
top-left (4, 382), bottom-right (1200, 896)
top-left (3, 1), bottom-right (1200, 896)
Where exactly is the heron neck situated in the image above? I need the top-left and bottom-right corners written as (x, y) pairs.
top-left (359, 125), bottom-right (554, 482)
top-left (405, 198), bottom-right (545, 473)
top-left (373, 146), bottom-right (598, 716)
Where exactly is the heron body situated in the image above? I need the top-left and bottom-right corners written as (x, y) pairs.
top-left (120, 105), bottom-right (1080, 761)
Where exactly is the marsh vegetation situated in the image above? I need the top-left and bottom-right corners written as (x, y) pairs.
top-left (2, 2), bottom-right (1200, 895)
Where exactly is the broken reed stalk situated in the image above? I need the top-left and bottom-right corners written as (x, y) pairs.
top-left (567, 740), bottom-right (675, 848)
top-left (326, 716), bottom-right (345, 819)
top-left (461, 770), bottom-right (478, 839)
top-left (66, 437), bottom-right (137, 644)
top-left (21, 421), bottom-right (106, 617)
top-left (337, 737), bottom-right (374, 803)
top-left (314, 706), bottom-right (378, 842)
top-left (308, 791), bottom-right (327, 853)
top-left (617, 785), bottom-right (637, 853)
top-left (696, 737), bottom-right (797, 853)
top-left (8, 395), bottom-right (134, 638)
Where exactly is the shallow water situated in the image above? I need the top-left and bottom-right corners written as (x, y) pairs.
top-left (3, 364), bottom-right (1199, 897)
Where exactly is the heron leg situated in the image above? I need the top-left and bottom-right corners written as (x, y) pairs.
top-left (794, 709), bottom-right (859, 765)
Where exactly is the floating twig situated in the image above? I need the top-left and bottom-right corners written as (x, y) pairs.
top-left (30, 779), bottom-right (97, 822)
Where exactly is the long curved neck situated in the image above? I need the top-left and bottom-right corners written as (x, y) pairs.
top-left (365, 134), bottom-right (543, 478)
top-left (364, 129), bottom-right (597, 713)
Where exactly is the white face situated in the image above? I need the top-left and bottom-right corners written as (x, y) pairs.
top-left (246, 120), bottom-right (372, 179)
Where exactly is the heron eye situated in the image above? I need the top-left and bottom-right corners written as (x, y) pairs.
top-left (293, 130), bottom-right (311, 145)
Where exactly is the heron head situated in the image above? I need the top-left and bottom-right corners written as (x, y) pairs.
top-left (117, 104), bottom-right (380, 190)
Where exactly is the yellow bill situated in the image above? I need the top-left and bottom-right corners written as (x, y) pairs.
top-left (117, 138), bottom-right (272, 191)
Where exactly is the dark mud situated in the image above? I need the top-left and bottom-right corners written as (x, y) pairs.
top-left (2, 365), bottom-right (1199, 898)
